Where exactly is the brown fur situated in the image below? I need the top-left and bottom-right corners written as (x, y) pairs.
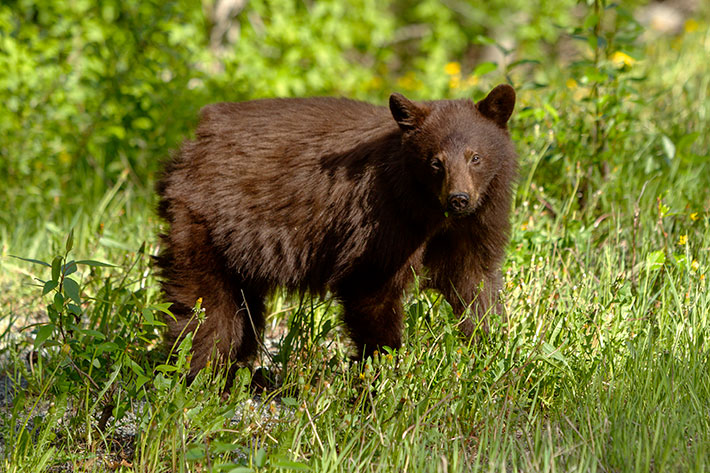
top-left (156, 85), bottom-right (517, 376)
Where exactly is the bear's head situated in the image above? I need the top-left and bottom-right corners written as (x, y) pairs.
top-left (389, 84), bottom-right (516, 217)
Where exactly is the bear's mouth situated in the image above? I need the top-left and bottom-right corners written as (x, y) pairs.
top-left (444, 206), bottom-right (476, 218)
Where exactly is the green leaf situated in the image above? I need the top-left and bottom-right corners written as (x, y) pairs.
top-left (271, 457), bottom-right (311, 471)
top-left (43, 280), bottom-right (59, 295)
top-left (148, 302), bottom-right (173, 314)
top-left (63, 278), bottom-right (82, 305)
top-left (472, 35), bottom-right (496, 46)
top-left (132, 117), bottom-right (152, 130)
top-left (541, 341), bottom-right (571, 371)
top-left (212, 442), bottom-right (242, 454)
top-left (67, 304), bottom-right (82, 316)
top-left (34, 324), bottom-right (55, 349)
top-left (281, 397), bottom-right (298, 407)
top-left (81, 329), bottom-right (106, 340)
top-left (185, 446), bottom-right (206, 461)
top-left (646, 250), bottom-right (666, 272)
top-left (473, 61), bottom-right (497, 77)
top-left (661, 135), bottom-right (675, 161)
top-left (677, 132), bottom-right (699, 153)
top-left (97, 342), bottom-right (119, 353)
top-left (53, 292), bottom-right (65, 312)
top-left (65, 230), bottom-right (74, 253)
top-left (136, 373), bottom-right (150, 390)
top-left (62, 261), bottom-right (78, 277)
top-left (142, 308), bottom-right (166, 326)
top-left (51, 256), bottom-right (63, 282)
top-left (508, 59), bottom-right (540, 69)
top-left (254, 448), bottom-right (267, 468)
top-left (227, 468), bottom-right (255, 473)
top-left (584, 13), bottom-right (599, 30)
top-left (10, 255), bottom-right (51, 267)
top-left (127, 357), bottom-right (145, 377)
top-left (74, 259), bottom-right (116, 268)
top-left (93, 363), bottom-right (122, 410)
top-left (155, 364), bottom-right (179, 373)
top-left (142, 308), bottom-right (154, 324)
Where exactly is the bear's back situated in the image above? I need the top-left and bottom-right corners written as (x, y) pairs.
top-left (196, 97), bottom-right (396, 156)
top-left (161, 97), bottom-right (418, 291)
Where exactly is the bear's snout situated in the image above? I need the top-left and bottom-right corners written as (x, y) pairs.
top-left (447, 192), bottom-right (470, 213)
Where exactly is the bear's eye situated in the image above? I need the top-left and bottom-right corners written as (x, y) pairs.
top-left (430, 158), bottom-right (443, 172)
top-left (468, 152), bottom-right (481, 165)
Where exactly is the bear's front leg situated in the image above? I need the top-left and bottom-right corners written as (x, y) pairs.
top-left (442, 269), bottom-right (503, 337)
top-left (339, 290), bottom-right (404, 359)
top-left (424, 220), bottom-right (508, 338)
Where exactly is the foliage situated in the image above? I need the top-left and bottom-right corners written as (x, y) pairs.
top-left (1, 0), bottom-right (710, 471)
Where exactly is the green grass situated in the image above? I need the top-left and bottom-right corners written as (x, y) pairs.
top-left (2, 8), bottom-right (710, 473)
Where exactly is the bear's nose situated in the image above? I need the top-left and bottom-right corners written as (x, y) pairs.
top-left (447, 193), bottom-right (470, 212)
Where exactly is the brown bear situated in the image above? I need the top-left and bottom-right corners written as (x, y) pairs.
top-left (156, 84), bottom-right (517, 377)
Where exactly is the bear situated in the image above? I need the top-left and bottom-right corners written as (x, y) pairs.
top-left (156, 84), bottom-right (517, 378)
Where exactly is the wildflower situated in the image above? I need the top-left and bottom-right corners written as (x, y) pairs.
top-left (463, 75), bottom-right (479, 88)
top-left (611, 51), bottom-right (635, 67)
top-left (684, 19), bottom-right (699, 33)
top-left (396, 72), bottom-right (419, 90)
top-left (566, 78), bottom-right (578, 89)
top-left (366, 76), bottom-right (383, 90)
top-left (678, 235), bottom-right (688, 245)
top-left (449, 75), bottom-right (461, 89)
top-left (690, 212), bottom-right (699, 221)
top-left (444, 62), bottom-right (461, 75)
top-left (691, 260), bottom-right (700, 271)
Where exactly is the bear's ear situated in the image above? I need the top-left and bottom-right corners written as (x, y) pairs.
top-left (389, 93), bottom-right (429, 132)
top-left (476, 84), bottom-right (516, 128)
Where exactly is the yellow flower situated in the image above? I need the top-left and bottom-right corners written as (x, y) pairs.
top-left (566, 78), bottom-right (578, 89)
top-left (449, 75), bottom-right (461, 89)
top-left (396, 72), bottom-right (419, 91)
top-left (59, 151), bottom-right (71, 164)
top-left (366, 76), bottom-right (383, 90)
top-left (463, 75), bottom-right (479, 88)
top-left (690, 212), bottom-right (700, 221)
top-left (684, 19), bottom-right (699, 33)
top-left (611, 51), bottom-right (635, 67)
top-left (678, 235), bottom-right (688, 245)
top-left (444, 62), bottom-right (461, 76)
top-left (691, 260), bottom-right (700, 271)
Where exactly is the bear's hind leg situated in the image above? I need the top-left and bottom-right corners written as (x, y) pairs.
top-left (157, 206), bottom-right (266, 378)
